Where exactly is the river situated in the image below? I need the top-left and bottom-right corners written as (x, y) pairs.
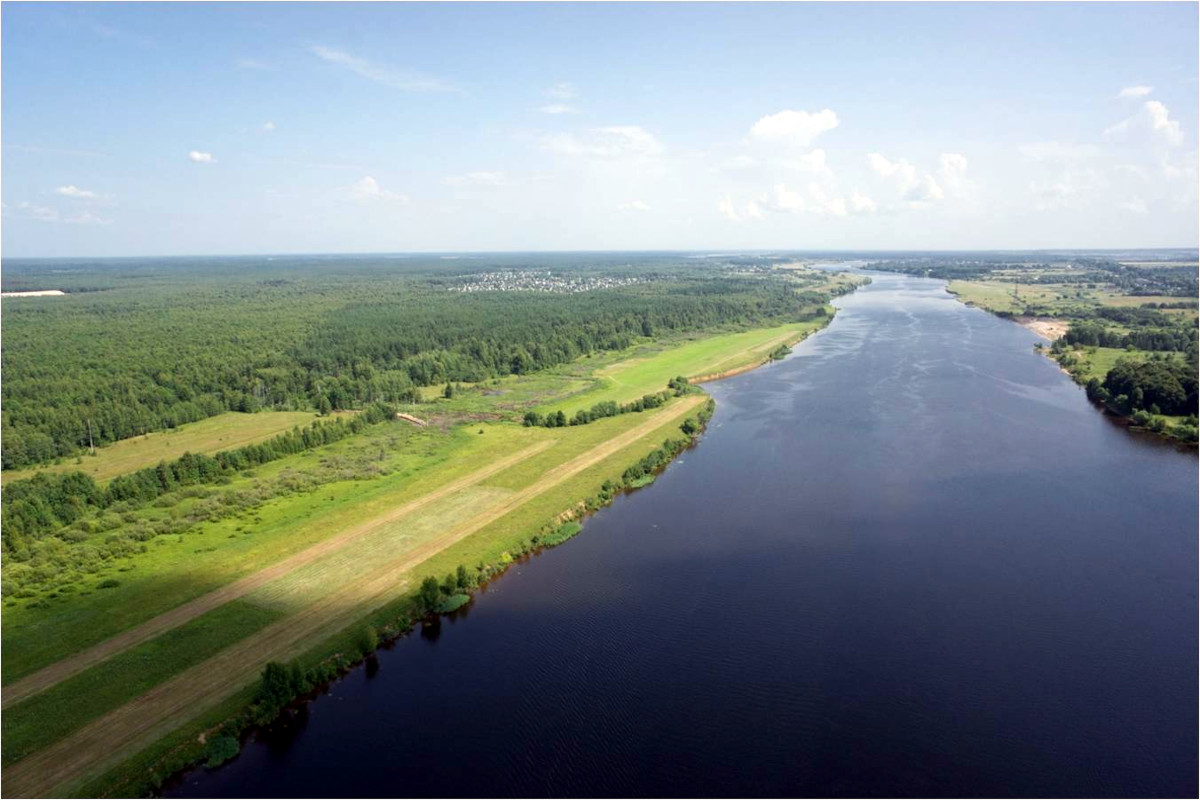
top-left (170, 272), bottom-right (1198, 798)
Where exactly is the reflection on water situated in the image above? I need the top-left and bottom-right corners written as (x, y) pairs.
top-left (171, 272), bottom-right (1197, 799)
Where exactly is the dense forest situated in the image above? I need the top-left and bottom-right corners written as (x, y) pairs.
top-left (1, 253), bottom-right (830, 470)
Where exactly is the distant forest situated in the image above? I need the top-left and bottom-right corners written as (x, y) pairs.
top-left (1, 253), bottom-right (830, 469)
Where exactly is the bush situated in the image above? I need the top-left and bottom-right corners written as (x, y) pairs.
top-left (204, 735), bottom-right (240, 768)
top-left (355, 626), bottom-right (379, 657)
top-left (96, 578), bottom-right (120, 589)
top-left (436, 594), bottom-right (470, 614)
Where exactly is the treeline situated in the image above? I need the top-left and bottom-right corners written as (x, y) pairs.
top-left (2, 403), bottom-right (397, 550)
top-left (1065, 320), bottom-right (1197, 352)
top-left (1083, 357), bottom-right (1199, 419)
top-left (523, 377), bottom-right (696, 429)
top-left (3, 260), bottom-right (822, 469)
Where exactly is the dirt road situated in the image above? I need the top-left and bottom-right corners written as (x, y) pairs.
top-left (2, 442), bottom-right (553, 711)
top-left (3, 397), bottom-right (704, 798)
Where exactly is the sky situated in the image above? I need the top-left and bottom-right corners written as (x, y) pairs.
top-left (2, 2), bottom-right (1197, 257)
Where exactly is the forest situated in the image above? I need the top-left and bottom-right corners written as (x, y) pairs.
top-left (1, 253), bottom-right (827, 470)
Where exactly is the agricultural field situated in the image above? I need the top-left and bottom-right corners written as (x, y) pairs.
top-left (1, 392), bottom-right (709, 797)
top-left (6, 411), bottom-right (323, 484)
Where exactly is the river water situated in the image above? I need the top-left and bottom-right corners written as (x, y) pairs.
top-left (171, 272), bottom-right (1197, 798)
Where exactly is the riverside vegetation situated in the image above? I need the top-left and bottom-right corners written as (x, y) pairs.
top-left (0, 253), bottom-right (854, 797)
top-left (870, 250), bottom-right (1199, 442)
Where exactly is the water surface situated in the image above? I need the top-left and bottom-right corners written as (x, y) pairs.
top-left (172, 273), bottom-right (1197, 798)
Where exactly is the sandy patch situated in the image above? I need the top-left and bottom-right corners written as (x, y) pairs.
top-left (1015, 316), bottom-right (1068, 341)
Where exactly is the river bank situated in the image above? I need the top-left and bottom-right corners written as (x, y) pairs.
top-left (167, 270), bottom-right (1198, 799)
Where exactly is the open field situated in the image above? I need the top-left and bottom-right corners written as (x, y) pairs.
top-left (2, 396), bottom-right (707, 798)
top-left (4, 411), bottom-right (323, 484)
top-left (544, 316), bottom-right (830, 415)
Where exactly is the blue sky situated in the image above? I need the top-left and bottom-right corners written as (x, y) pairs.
top-left (2, 2), bottom-right (1197, 256)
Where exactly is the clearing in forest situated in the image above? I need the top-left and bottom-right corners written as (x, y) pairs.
top-left (4, 411), bottom-right (324, 484)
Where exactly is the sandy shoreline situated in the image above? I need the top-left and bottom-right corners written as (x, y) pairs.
top-left (1014, 316), bottom-right (1068, 340)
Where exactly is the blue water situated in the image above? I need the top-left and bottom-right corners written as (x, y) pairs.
top-left (172, 273), bottom-right (1198, 798)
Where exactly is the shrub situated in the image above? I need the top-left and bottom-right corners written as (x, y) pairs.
top-left (96, 578), bottom-right (120, 589)
top-left (204, 735), bottom-right (240, 768)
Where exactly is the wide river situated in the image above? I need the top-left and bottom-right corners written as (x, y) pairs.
top-left (172, 272), bottom-right (1197, 798)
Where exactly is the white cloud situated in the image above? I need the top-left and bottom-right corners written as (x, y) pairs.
top-left (541, 126), bottom-right (662, 158)
top-left (1117, 85), bottom-right (1154, 99)
top-left (347, 176), bottom-right (409, 202)
top-left (850, 191), bottom-right (877, 213)
top-left (868, 152), bottom-right (919, 193)
top-left (719, 194), bottom-right (763, 222)
top-left (1144, 100), bottom-right (1183, 146)
top-left (938, 153), bottom-right (968, 193)
top-left (311, 45), bottom-right (456, 92)
top-left (908, 174), bottom-right (944, 203)
top-left (788, 149), bottom-right (832, 176)
top-left (261, 121), bottom-right (276, 132)
top-left (443, 171), bottom-right (507, 187)
top-left (1120, 197), bottom-right (1149, 214)
top-left (619, 200), bottom-right (651, 212)
top-left (1029, 168), bottom-right (1105, 211)
top-left (1105, 100), bottom-right (1184, 146)
top-left (538, 104), bottom-right (578, 115)
top-left (1018, 141), bottom-right (1104, 161)
top-left (544, 82), bottom-right (577, 100)
top-left (6, 202), bottom-right (60, 222)
top-left (188, 150), bottom-right (216, 164)
top-left (749, 109), bottom-right (839, 147)
top-left (65, 209), bottom-right (113, 225)
top-left (54, 185), bottom-right (97, 199)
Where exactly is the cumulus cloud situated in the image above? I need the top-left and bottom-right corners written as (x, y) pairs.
top-left (1117, 85), bottom-right (1154, 99)
top-left (619, 200), bottom-right (651, 212)
top-left (347, 176), bottom-right (409, 202)
top-left (544, 82), bottom-right (577, 100)
top-left (443, 171), bottom-right (507, 187)
top-left (1144, 101), bottom-right (1184, 145)
top-left (1105, 100), bottom-right (1184, 146)
top-left (787, 149), bottom-right (832, 176)
top-left (261, 121), bottom-right (276, 132)
top-left (54, 185), bottom-right (97, 199)
top-left (718, 194), bottom-right (763, 222)
top-left (850, 191), bottom-right (877, 213)
top-left (749, 109), bottom-right (839, 148)
top-left (938, 153), bottom-right (968, 193)
top-left (868, 152), bottom-right (918, 190)
top-left (312, 45), bottom-right (456, 92)
top-left (868, 152), bottom-right (958, 204)
top-left (188, 150), bottom-right (216, 163)
top-left (541, 126), bottom-right (662, 158)
top-left (720, 154), bottom-right (759, 170)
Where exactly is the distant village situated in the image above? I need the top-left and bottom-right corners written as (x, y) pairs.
top-left (451, 270), bottom-right (647, 294)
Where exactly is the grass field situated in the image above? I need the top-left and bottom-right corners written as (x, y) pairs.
top-left (543, 315), bottom-right (831, 416)
top-left (2, 396), bottom-right (708, 798)
top-left (4, 411), bottom-right (323, 484)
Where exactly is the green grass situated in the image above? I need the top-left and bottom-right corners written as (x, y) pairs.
top-left (1, 599), bottom-right (283, 767)
top-left (543, 316), bottom-right (830, 416)
top-left (4, 411), bottom-right (323, 484)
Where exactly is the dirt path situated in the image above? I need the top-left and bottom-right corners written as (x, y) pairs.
top-left (3, 397), bottom-right (705, 798)
top-left (2, 442), bottom-right (553, 711)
